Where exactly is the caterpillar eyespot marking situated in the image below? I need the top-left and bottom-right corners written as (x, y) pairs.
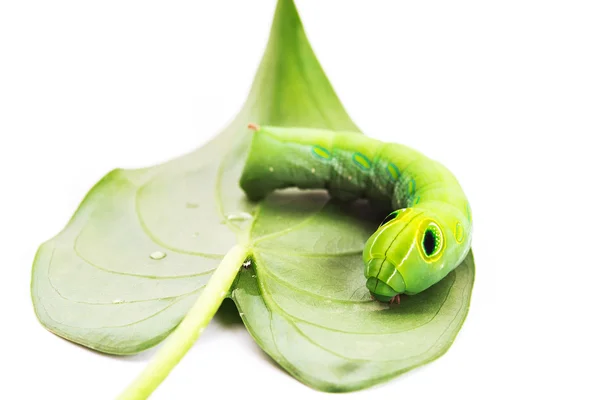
top-left (379, 210), bottom-right (400, 227)
top-left (239, 125), bottom-right (472, 301)
top-left (455, 222), bottom-right (464, 243)
top-left (312, 145), bottom-right (331, 160)
top-left (419, 221), bottom-right (444, 262)
top-left (387, 163), bottom-right (400, 180)
top-left (352, 152), bottom-right (372, 170)
top-left (408, 178), bottom-right (417, 196)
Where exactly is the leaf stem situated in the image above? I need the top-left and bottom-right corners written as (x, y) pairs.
top-left (117, 244), bottom-right (250, 400)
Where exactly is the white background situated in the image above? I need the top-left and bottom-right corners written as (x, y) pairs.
top-left (1, 1), bottom-right (599, 399)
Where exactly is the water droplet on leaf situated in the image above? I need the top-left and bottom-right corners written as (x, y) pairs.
top-left (226, 212), bottom-right (253, 222)
top-left (150, 251), bottom-right (166, 260)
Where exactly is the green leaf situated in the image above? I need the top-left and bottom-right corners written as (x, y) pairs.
top-left (234, 191), bottom-right (474, 392)
top-left (31, 0), bottom-right (475, 393)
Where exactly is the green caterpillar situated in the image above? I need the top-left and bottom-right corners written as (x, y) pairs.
top-left (240, 124), bottom-right (472, 304)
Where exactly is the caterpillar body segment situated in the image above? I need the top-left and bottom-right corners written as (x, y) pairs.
top-left (240, 125), bottom-right (472, 302)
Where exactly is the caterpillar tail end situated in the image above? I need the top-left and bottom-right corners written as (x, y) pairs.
top-left (247, 123), bottom-right (260, 131)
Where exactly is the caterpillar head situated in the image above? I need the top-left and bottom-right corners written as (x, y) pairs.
top-left (362, 208), bottom-right (448, 302)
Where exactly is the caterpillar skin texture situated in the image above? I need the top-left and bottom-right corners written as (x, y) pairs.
top-left (240, 125), bottom-right (472, 303)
